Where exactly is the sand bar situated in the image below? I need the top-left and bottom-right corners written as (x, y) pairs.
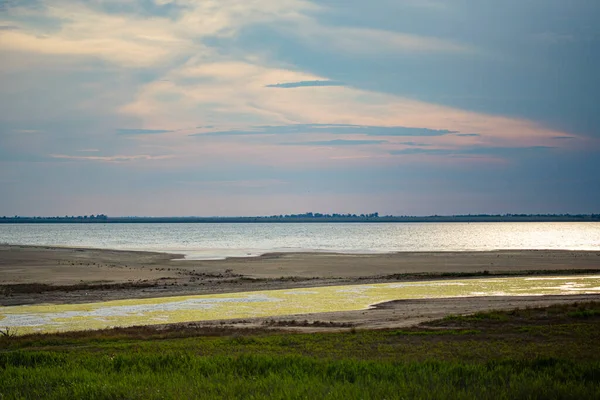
top-left (1, 244), bottom-right (599, 304)
top-left (1, 245), bottom-right (599, 332)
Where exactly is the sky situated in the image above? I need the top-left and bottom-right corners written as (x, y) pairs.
top-left (0, 0), bottom-right (599, 217)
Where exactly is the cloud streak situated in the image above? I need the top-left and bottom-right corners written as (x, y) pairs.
top-left (285, 139), bottom-right (389, 146)
top-left (197, 124), bottom-right (458, 137)
top-left (265, 80), bottom-right (345, 88)
top-left (117, 129), bottom-right (173, 135)
top-left (50, 154), bottom-right (174, 163)
top-left (287, 23), bottom-right (475, 56)
top-left (390, 146), bottom-right (554, 157)
top-left (123, 57), bottom-right (572, 151)
top-left (179, 179), bottom-right (288, 188)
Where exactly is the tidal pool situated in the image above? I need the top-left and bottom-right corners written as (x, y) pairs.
top-left (1, 275), bottom-right (599, 335)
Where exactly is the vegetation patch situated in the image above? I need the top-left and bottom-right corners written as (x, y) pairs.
top-left (568, 309), bottom-right (600, 319)
top-left (444, 310), bottom-right (510, 322)
top-left (262, 319), bottom-right (354, 328)
top-left (388, 329), bottom-right (481, 336)
top-left (0, 282), bottom-right (157, 296)
top-left (379, 268), bottom-right (600, 281)
top-left (1, 302), bottom-right (599, 399)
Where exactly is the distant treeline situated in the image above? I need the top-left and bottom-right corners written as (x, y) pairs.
top-left (1, 213), bottom-right (600, 223)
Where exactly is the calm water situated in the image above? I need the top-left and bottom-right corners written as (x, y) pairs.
top-left (1, 222), bottom-right (599, 259)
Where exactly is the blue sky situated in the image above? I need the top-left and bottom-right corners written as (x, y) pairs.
top-left (0, 0), bottom-right (598, 216)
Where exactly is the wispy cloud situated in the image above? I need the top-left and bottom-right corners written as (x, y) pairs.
top-left (552, 136), bottom-right (575, 140)
top-left (117, 129), bottom-right (173, 135)
top-left (198, 124), bottom-right (457, 137)
top-left (50, 154), bottom-right (174, 163)
top-left (390, 148), bottom-right (452, 156)
top-left (390, 146), bottom-right (554, 157)
top-left (288, 23), bottom-right (474, 56)
top-left (285, 139), bottom-right (388, 146)
top-left (179, 179), bottom-right (287, 188)
top-left (265, 80), bottom-right (344, 88)
top-left (400, 142), bottom-right (432, 147)
top-left (124, 57), bottom-right (573, 149)
top-left (0, 0), bottom-right (318, 67)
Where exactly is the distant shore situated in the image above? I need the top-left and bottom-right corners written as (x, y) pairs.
top-left (2, 214), bottom-right (600, 223)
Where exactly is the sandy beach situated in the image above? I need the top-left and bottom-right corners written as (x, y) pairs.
top-left (1, 244), bottom-right (599, 330)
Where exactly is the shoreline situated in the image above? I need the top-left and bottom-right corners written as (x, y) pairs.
top-left (2, 215), bottom-right (600, 223)
top-left (2, 244), bottom-right (599, 331)
top-left (3, 242), bottom-right (600, 261)
top-left (2, 244), bottom-right (599, 304)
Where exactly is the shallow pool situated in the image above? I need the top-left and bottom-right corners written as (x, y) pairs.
top-left (1, 275), bottom-right (599, 335)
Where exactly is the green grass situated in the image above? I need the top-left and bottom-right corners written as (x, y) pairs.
top-left (568, 309), bottom-right (600, 319)
top-left (1, 301), bottom-right (600, 399)
top-left (387, 329), bottom-right (481, 336)
top-left (1, 353), bottom-right (598, 399)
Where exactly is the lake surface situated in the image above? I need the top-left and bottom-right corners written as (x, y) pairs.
top-left (2, 275), bottom-right (599, 334)
top-left (1, 222), bottom-right (599, 259)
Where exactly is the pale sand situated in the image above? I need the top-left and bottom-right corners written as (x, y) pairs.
top-left (1, 245), bottom-right (599, 331)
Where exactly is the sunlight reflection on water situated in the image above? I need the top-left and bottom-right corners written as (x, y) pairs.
top-left (1, 222), bottom-right (599, 259)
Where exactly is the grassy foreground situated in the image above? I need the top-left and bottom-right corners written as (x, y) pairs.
top-left (1, 302), bottom-right (600, 399)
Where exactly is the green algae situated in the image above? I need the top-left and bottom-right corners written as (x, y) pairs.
top-left (1, 275), bottom-right (599, 335)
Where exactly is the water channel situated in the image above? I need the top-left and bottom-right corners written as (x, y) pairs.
top-left (1, 275), bottom-right (599, 335)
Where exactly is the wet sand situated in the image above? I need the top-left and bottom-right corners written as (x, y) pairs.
top-left (1, 244), bottom-right (599, 330)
